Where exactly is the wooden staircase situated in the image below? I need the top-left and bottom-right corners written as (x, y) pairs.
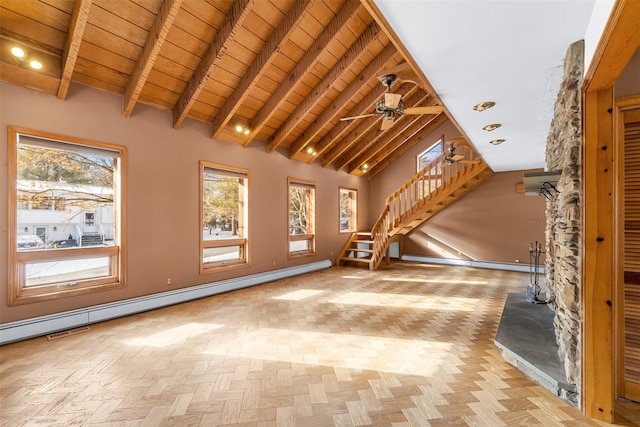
top-left (337, 141), bottom-right (493, 270)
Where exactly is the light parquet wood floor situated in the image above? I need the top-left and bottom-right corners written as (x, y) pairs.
top-left (0, 263), bottom-right (618, 426)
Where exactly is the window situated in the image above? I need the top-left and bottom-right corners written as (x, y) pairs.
top-left (288, 178), bottom-right (315, 257)
top-left (200, 162), bottom-right (249, 272)
top-left (417, 138), bottom-right (444, 172)
top-left (8, 127), bottom-right (125, 305)
top-left (339, 187), bottom-right (357, 233)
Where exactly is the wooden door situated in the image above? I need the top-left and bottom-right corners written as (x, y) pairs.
top-left (621, 101), bottom-right (640, 402)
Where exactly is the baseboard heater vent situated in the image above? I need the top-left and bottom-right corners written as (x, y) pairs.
top-left (47, 326), bottom-right (91, 340)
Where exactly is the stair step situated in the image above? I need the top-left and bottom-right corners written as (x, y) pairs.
top-left (347, 248), bottom-right (374, 254)
top-left (353, 239), bottom-right (374, 244)
top-left (340, 256), bottom-right (372, 264)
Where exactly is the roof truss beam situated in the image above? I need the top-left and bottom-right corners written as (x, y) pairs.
top-left (172, 0), bottom-right (253, 129)
top-left (210, 0), bottom-right (311, 138)
top-left (123, 0), bottom-right (183, 117)
top-left (243, 0), bottom-right (361, 147)
top-left (367, 113), bottom-right (449, 179)
top-left (57, 0), bottom-right (92, 100)
top-left (267, 21), bottom-right (382, 152)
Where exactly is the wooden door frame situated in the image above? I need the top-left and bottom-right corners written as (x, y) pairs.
top-left (582, 0), bottom-right (640, 421)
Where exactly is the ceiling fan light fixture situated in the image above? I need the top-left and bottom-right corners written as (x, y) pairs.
top-left (489, 139), bottom-right (505, 145)
top-left (482, 123), bottom-right (501, 132)
top-left (473, 101), bottom-right (495, 112)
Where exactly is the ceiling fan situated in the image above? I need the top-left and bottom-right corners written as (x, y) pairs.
top-left (444, 141), bottom-right (480, 165)
top-left (340, 65), bottom-right (444, 131)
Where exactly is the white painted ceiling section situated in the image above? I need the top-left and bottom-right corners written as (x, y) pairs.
top-left (374, 0), bottom-right (613, 172)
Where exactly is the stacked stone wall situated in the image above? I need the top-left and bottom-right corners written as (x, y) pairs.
top-left (544, 40), bottom-right (584, 405)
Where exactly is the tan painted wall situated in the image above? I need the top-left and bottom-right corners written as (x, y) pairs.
top-left (0, 82), bottom-right (368, 323)
top-left (369, 121), bottom-right (546, 264)
top-left (403, 171), bottom-right (547, 264)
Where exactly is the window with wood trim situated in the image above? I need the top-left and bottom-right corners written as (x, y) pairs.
top-left (339, 187), bottom-right (357, 233)
top-left (417, 138), bottom-right (443, 172)
top-left (8, 127), bottom-right (125, 305)
top-left (288, 178), bottom-right (315, 257)
top-left (200, 162), bottom-right (249, 272)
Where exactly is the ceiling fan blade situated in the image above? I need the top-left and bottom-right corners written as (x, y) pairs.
top-left (460, 159), bottom-right (481, 164)
top-left (340, 113), bottom-right (376, 121)
top-left (380, 117), bottom-right (395, 130)
top-left (384, 93), bottom-right (402, 109)
top-left (451, 154), bottom-right (465, 162)
top-left (404, 105), bottom-right (444, 115)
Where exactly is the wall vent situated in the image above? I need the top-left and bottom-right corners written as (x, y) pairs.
top-left (46, 326), bottom-right (90, 340)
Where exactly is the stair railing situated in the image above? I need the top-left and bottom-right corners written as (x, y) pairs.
top-left (369, 143), bottom-right (483, 269)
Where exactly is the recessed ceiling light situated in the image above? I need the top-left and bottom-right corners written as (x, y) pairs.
top-left (11, 47), bottom-right (25, 58)
top-left (235, 124), bottom-right (250, 134)
top-left (360, 163), bottom-right (369, 170)
top-left (29, 60), bottom-right (42, 70)
top-left (473, 101), bottom-right (495, 112)
top-left (482, 123), bottom-right (501, 132)
top-left (489, 139), bottom-right (505, 145)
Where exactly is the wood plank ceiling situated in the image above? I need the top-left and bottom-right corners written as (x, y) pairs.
top-left (0, 0), bottom-right (448, 178)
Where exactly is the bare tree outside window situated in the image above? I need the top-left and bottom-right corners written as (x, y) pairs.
top-left (200, 163), bottom-right (249, 272)
top-left (288, 179), bottom-right (315, 256)
top-left (8, 127), bottom-right (125, 305)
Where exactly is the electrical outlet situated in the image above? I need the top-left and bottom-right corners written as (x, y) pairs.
top-left (167, 278), bottom-right (172, 285)
top-left (272, 260), bottom-right (276, 266)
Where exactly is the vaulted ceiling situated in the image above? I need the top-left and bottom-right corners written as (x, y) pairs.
top-left (0, 0), bottom-right (453, 178)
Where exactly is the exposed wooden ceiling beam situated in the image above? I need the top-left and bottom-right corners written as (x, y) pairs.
top-left (243, 0), bottom-right (360, 147)
top-left (57, 0), bottom-right (92, 100)
top-left (347, 110), bottom-right (429, 174)
top-left (210, 0), bottom-right (310, 138)
top-left (288, 42), bottom-right (397, 160)
top-left (123, 0), bottom-right (182, 117)
top-left (367, 113), bottom-right (449, 179)
top-left (322, 116), bottom-right (382, 167)
top-left (267, 22), bottom-right (381, 152)
top-left (172, 0), bottom-right (253, 129)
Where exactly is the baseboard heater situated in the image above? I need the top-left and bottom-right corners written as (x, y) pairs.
top-left (401, 254), bottom-right (544, 274)
top-left (0, 260), bottom-right (332, 345)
